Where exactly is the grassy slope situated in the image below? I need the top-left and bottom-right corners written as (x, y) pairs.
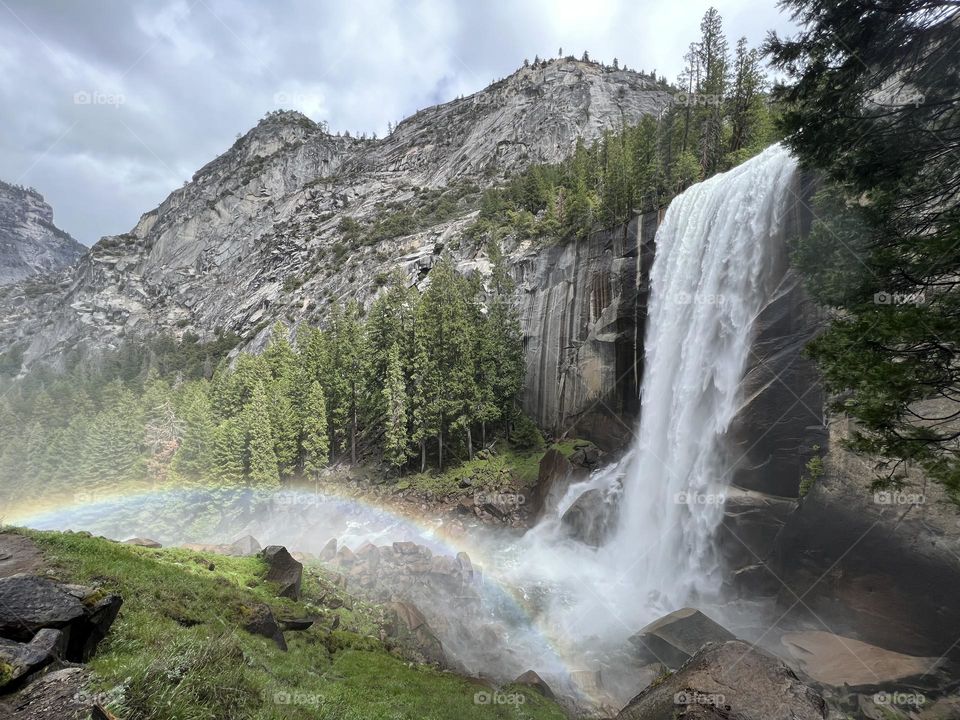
top-left (7, 529), bottom-right (567, 720)
top-left (398, 441), bottom-right (582, 497)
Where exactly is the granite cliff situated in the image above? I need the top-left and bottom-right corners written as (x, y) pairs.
top-left (0, 180), bottom-right (84, 286)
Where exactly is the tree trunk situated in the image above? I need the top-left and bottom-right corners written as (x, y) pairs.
top-left (351, 404), bottom-right (357, 466)
top-left (420, 440), bottom-right (426, 473)
top-left (467, 427), bottom-right (473, 460)
top-left (481, 421), bottom-right (486, 448)
top-left (438, 431), bottom-right (443, 471)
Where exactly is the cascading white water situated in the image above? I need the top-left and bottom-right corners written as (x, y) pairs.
top-left (495, 143), bottom-right (799, 654)
top-left (604, 142), bottom-right (799, 600)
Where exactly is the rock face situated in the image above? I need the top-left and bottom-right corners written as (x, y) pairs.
top-left (616, 640), bottom-right (828, 720)
top-left (779, 631), bottom-right (942, 690)
top-left (0, 180), bottom-right (83, 286)
top-left (0, 59), bottom-right (670, 439)
top-left (628, 608), bottom-right (735, 668)
top-left (560, 487), bottom-right (618, 547)
top-left (770, 418), bottom-right (960, 658)
top-left (517, 213), bottom-right (658, 447)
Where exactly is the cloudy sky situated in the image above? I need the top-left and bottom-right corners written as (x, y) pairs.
top-left (0, 0), bottom-right (797, 246)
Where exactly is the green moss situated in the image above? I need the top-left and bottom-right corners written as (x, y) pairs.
top-left (0, 659), bottom-right (14, 687)
top-left (6, 529), bottom-right (567, 720)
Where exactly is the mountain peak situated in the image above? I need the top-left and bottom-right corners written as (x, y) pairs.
top-left (0, 180), bottom-right (84, 286)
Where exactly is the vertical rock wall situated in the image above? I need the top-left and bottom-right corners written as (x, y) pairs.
top-left (514, 212), bottom-right (658, 449)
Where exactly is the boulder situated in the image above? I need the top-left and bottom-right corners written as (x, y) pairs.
top-left (616, 640), bottom-right (827, 720)
top-left (531, 448), bottom-right (573, 518)
top-left (279, 618), bottom-right (314, 632)
top-left (780, 631), bottom-right (942, 690)
top-left (629, 608), bottom-right (735, 668)
top-left (123, 537), bottom-right (161, 548)
top-left (513, 670), bottom-right (555, 699)
top-left (241, 603), bottom-right (286, 651)
top-left (0, 576), bottom-right (86, 642)
top-left (75, 593), bottom-right (123, 662)
top-left (0, 628), bottom-right (65, 690)
top-left (259, 546), bottom-right (302, 600)
top-left (227, 535), bottom-right (261, 556)
top-left (561, 488), bottom-right (617, 547)
top-left (319, 538), bottom-right (337, 561)
top-left (0, 576), bottom-right (120, 663)
top-left (383, 601), bottom-right (444, 665)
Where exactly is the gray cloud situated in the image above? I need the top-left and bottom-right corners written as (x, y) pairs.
top-left (0, 0), bottom-right (795, 246)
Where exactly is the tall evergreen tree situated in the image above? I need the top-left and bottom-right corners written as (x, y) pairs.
top-left (302, 380), bottom-right (330, 477)
top-left (381, 344), bottom-right (409, 471)
top-left (243, 383), bottom-right (279, 487)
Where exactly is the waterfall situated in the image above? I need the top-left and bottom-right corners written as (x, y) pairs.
top-left (497, 143), bottom-right (799, 653)
top-left (603, 142), bottom-right (799, 602)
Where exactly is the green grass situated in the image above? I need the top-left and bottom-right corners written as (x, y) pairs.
top-left (396, 441), bottom-right (588, 499)
top-left (5, 528), bottom-right (567, 720)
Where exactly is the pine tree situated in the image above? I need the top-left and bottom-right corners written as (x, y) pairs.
top-left (302, 381), bottom-right (330, 477)
top-left (212, 417), bottom-right (246, 486)
top-left (695, 7), bottom-right (730, 175)
top-left (172, 383), bottom-right (215, 480)
top-left (382, 344), bottom-right (408, 471)
top-left (328, 301), bottom-right (367, 464)
top-left (243, 383), bottom-right (279, 487)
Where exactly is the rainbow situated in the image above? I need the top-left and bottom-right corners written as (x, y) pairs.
top-left (7, 483), bottom-right (608, 707)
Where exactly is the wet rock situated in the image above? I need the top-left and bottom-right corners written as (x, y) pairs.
top-left (319, 538), bottom-right (338, 561)
top-left (392, 541), bottom-right (419, 555)
top-left (227, 535), bottom-right (261, 556)
top-left (259, 546), bottom-right (302, 600)
top-left (513, 670), bottom-right (555, 699)
top-left (780, 631), bottom-right (942, 691)
top-left (335, 546), bottom-right (356, 567)
top-left (531, 449), bottom-right (573, 518)
top-left (456, 552), bottom-right (473, 579)
top-left (561, 488), bottom-right (617, 547)
top-left (383, 601), bottom-right (444, 665)
top-left (570, 442), bottom-right (602, 468)
top-left (241, 603), bottom-right (286, 651)
top-left (123, 537), bottom-right (161, 548)
top-left (629, 608), bottom-right (735, 668)
top-left (0, 629), bottom-right (65, 690)
top-left (771, 418), bottom-right (960, 657)
top-left (616, 640), bottom-right (827, 720)
top-left (456, 497), bottom-right (475, 515)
